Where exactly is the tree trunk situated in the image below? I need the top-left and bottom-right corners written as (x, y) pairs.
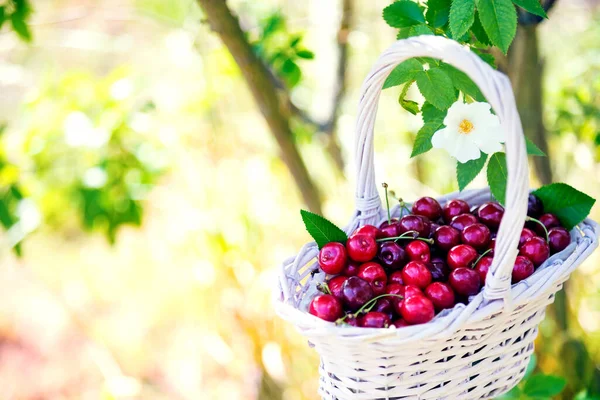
top-left (197, 0), bottom-right (322, 214)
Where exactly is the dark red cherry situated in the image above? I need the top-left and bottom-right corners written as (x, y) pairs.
top-left (342, 261), bottom-right (360, 277)
top-left (487, 238), bottom-right (496, 256)
top-left (404, 285), bottom-right (423, 299)
top-left (535, 213), bottom-right (561, 236)
top-left (474, 256), bottom-right (493, 284)
top-left (309, 294), bottom-right (343, 322)
top-left (377, 242), bottom-right (407, 270)
top-left (429, 256), bottom-right (450, 282)
top-left (412, 197), bottom-right (442, 221)
top-left (327, 275), bottom-right (348, 299)
top-left (400, 295), bottom-right (435, 325)
top-left (460, 223), bottom-right (491, 250)
top-left (450, 213), bottom-right (478, 231)
top-left (388, 270), bottom-right (404, 285)
top-left (428, 223), bottom-right (440, 238)
top-left (385, 283), bottom-right (406, 311)
top-left (417, 215), bottom-right (433, 237)
top-left (477, 202), bottom-right (505, 230)
top-left (519, 228), bottom-right (537, 248)
top-left (401, 261), bottom-right (432, 289)
top-left (341, 276), bottom-right (374, 311)
top-left (352, 224), bottom-right (381, 240)
top-left (344, 314), bottom-right (359, 326)
top-left (359, 311), bottom-right (391, 328)
top-left (512, 255), bottom-right (534, 283)
top-left (449, 267), bottom-right (481, 297)
top-left (442, 199), bottom-right (470, 223)
top-left (548, 227), bottom-right (570, 254)
top-left (357, 262), bottom-right (388, 295)
top-left (433, 225), bottom-right (461, 252)
top-left (398, 215), bottom-right (428, 237)
top-left (346, 234), bottom-right (377, 262)
top-left (318, 242), bottom-right (347, 274)
top-left (519, 236), bottom-right (550, 267)
top-left (527, 194), bottom-right (544, 218)
top-left (373, 297), bottom-right (395, 317)
top-left (447, 244), bottom-right (478, 270)
top-left (393, 319), bottom-right (409, 328)
top-left (405, 240), bottom-right (431, 263)
top-left (379, 219), bottom-right (400, 238)
top-left (425, 282), bottom-right (456, 312)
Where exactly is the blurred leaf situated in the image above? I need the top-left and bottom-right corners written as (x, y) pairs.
top-left (300, 210), bottom-right (347, 249)
top-left (533, 183), bottom-right (596, 230)
top-left (457, 153), bottom-right (487, 191)
top-left (449, 0), bottom-right (475, 38)
top-left (523, 374), bottom-right (566, 397)
top-left (487, 152), bottom-right (507, 204)
top-left (525, 137), bottom-right (546, 156)
top-left (10, 12), bottom-right (32, 42)
top-left (383, 1), bottom-right (426, 28)
top-left (415, 67), bottom-right (457, 110)
top-left (497, 385), bottom-right (521, 399)
top-left (512, 0), bottom-right (547, 18)
top-left (0, 7), bottom-right (6, 30)
top-left (524, 353), bottom-right (537, 379)
top-left (411, 122), bottom-right (442, 157)
top-left (426, 0), bottom-right (451, 28)
top-left (295, 49), bottom-right (314, 59)
top-left (476, 0), bottom-right (517, 54)
top-left (280, 59), bottom-right (302, 87)
top-left (384, 59), bottom-right (423, 89)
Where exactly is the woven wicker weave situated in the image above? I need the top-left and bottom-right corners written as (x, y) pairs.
top-left (275, 36), bottom-right (599, 400)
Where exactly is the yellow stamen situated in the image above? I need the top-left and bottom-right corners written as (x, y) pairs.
top-left (458, 119), bottom-right (474, 134)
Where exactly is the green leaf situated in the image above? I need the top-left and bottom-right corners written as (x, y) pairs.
top-left (10, 13), bottom-right (32, 42)
top-left (399, 81), bottom-right (419, 115)
top-left (300, 210), bottom-right (348, 249)
top-left (384, 59), bottom-right (423, 89)
top-left (426, 0), bottom-right (452, 28)
top-left (449, 0), bottom-right (475, 38)
top-left (472, 11), bottom-right (492, 45)
top-left (525, 137), bottom-right (546, 156)
top-left (472, 48), bottom-right (496, 67)
top-left (457, 153), bottom-right (488, 191)
top-left (383, 1), bottom-right (426, 28)
top-left (296, 49), bottom-right (315, 59)
top-left (476, 0), bottom-right (517, 53)
top-left (524, 353), bottom-right (537, 379)
top-left (532, 183), bottom-right (596, 230)
top-left (415, 67), bottom-right (457, 110)
top-left (280, 59), bottom-right (302, 87)
top-left (440, 63), bottom-right (485, 101)
top-left (487, 152), bottom-right (507, 204)
top-left (396, 23), bottom-right (434, 39)
top-left (523, 374), bottom-right (567, 397)
top-left (496, 385), bottom-right (521, 400)
top-left (411, 122), bottom-right (442, 157)
top-left (512, 0), bottom-right (547, 18)
top-left (0, 7), bottom-right (6, 30)
top-left (422, 101), bottom-right (447, 124)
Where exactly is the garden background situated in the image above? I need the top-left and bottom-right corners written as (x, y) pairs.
top-left (0, 0), bottom-right (599, 399)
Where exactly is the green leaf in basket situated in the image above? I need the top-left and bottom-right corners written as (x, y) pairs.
top-left (383, 1), bottom-right (425, 28)
top-left (486, 152), bottom-right (508, 204)
top-left (532, 183), bottom-right (596, 230)
top-left (300, 210), bottom-right (348, 249)
top-left (457, 153), bottom-right (488, 191)
top-left (523, 374), bottom-right (567, 397)
top-left (525, 137), bottom-right (546, 156)
top-left (440, 63), bottom-right (486, 102)
top-left (476, 0), bottom-right (517, 54)
top-left (383, 59), bottom-right (423, 89)
top-left (411, 121), bottom-right (442, 157)
top-left (449, 0), bottom-right (475, 38)
top-left (512, 0), bottom-right (548, 18)
top-left (415, 67), bottom-right (457, 110)
top-left (425, 0), bottom-right (451, 28)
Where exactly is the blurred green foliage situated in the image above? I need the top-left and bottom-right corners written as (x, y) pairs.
top-left (2, 0), bottom-right (32, 42)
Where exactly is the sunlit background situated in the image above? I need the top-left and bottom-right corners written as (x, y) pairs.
top-left (1, 0), bottom-right (599, 399)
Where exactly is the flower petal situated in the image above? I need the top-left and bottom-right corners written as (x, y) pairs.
top-left (452, 135), bottom-right (481, 163)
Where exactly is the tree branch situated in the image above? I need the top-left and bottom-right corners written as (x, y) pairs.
top-left (196, 0), bottom-right (322, 214)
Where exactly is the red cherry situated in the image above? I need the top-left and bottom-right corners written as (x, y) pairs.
top-left (346, 234), bottom-right (377, 262)
top-left (385, 283), bottom-right (405, 311)
top-left (327, 275), bottom-right (348, 299)
top-left (358, 311), bottom-right (391, 328)
top-left (341, 276), bottom-right (374, 311)
top-left (477, 202), bottom-right (505, 230)
top-left (535, 213), bottom-right (561, 236)
top-left (519, 236), bottom-right (550, 267)
top-left (460, 223), bottom-right (491, 250)
top-left (357, 262), bottom-right (388, 295)
top-left (400, 295), bottom-right (435, 325)
top-left (404, 285), bottom-right (423, 299)
top-left (450, 213), bottom-right (478, 231)
top-left (447, 244), bottom-right (478, 270)
top-left (405, 240), bottom-right (431, 263)
top-left (344, 315), bottom-right (359, 326)
top-left (519, 228), bottom-right (537, 248)
top-left (412, 197), bottom-right (442, 221)
top-left (379, 220), bottom-right (400, 238)
top-left (548, 227), bottom-right (570, 254)
top-left (487, 238), bottom-right (496, 256)
top-left (342, 261), bottom-right (360, 277)
top-left (393, 319), bottom-right (409, 328)
top-left (388, 270), bottom-right (404, 285)
top-left (425, 282), bottom-right (456, 312)
top-left (449, 267), bottom-right (481, 297)
top-left (433, 225), bottom-right (461, 252)
top-left (318, 242), bottom-right (347, 274)
top-left (474, 256), bottom-right (493, 284)
top-left (352, 224), bottom-right (381, 240)
top-left (401, 261), bottom-right (432, 289)
top-left (309, 294), bottom-right (343, 322)
top-left (512, 255), bottom-right (534, 283)
top-left (442, 199), bottom-right (470, 224)
top-left (377, 242), bottom-right (407, 270)
top-left (398, 215), bottom-right (429, 237)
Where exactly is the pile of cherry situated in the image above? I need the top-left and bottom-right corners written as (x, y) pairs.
top-left (309, 193), bottom-right (572, 328)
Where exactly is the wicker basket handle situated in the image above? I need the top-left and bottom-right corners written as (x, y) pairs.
top-left (354, 36), bottom-right (529, 302)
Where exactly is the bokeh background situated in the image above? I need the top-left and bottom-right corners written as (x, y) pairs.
top-left (1, 0), bottom-right (600, 399)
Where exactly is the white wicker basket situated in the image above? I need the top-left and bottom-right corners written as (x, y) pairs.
top-left (275, 36), bottom-right (599, 400)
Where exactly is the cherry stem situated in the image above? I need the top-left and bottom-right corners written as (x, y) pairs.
top-left (382, 183), bottom-right (391, 225)
top-left (376, 230), bottom-right (434, 244)
top-left (398, 198), bottom-right (410, 217)
top-left (317, 282), bottom-right (331, 295)
top-left (472, 248), bottom-right (492, 269)
top-left (526, 216), bottom-right (549, 242)
top-left (335, 294), bottom-right (404, 325)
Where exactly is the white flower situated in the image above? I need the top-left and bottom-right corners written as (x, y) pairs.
top-left (431, 101), bottom-right (504, 163)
